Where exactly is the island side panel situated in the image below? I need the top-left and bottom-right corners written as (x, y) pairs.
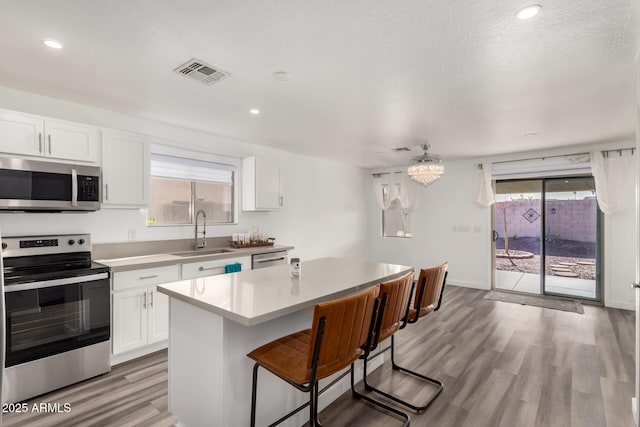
top-left (222, 308), bottom-right (314, 427)
top-left (168, 297), bottom-right (225, 427)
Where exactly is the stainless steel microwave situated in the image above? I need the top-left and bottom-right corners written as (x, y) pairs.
top-left (0, 158), bottom-right (101, 211)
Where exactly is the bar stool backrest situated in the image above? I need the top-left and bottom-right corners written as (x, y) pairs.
top-left (412, 262), bottom-right (448, 320)
top-left (377, 271), bottom-right (415, 343)
top-left (307, 285), bottom-right (380, 380)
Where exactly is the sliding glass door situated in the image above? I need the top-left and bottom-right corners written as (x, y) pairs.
top-left (543, 177), bottom-right (600, 300)
top-left (493, 176), bottom-right (601, 301)
top-left (494, 180), bottom-right (543, 294)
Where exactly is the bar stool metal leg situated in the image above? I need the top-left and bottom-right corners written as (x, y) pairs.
top-left (251, 363), bottom-right (259, 427)
top-left (350, 362), bottom-right (410, 426)
top-left (361, 334), bottom-right (443, 412)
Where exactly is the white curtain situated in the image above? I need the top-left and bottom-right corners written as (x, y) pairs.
top-left (397, 174), bottom-right (420, 212)
top-left (372, 173), bottom-right (419, 211)
top-left (372, 174), bottom-right (395, 210)
top-left (473, 163), bottom-right (495, 206)
top-left (590, 150), bottom-right (634, 215)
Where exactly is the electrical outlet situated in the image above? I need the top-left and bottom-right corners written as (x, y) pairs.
top-left (128, 229), bottom-right (136, 241)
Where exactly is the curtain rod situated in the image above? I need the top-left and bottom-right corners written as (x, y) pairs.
top-left (489, 147), bottom-right (634, 166)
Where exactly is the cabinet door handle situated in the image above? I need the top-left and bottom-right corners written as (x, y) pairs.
top-left (143, 292), bottom-right (147, 309)
top-left (279, 196), bottom-right (283, 207)
top-left (150, 291), bottom-right (154, 308)
top-left (198, 266), bottom-right (225, 272)
top-left (105, 184), bottom-right (109, 201)
top-left (38, 133), bottom-right (42, 153)
top-left (48, 134), bottom-right (51, 154)
top-left (631, 283), bottom-right (640, 289)
top-left (139, 275), bottom-right (158, 280)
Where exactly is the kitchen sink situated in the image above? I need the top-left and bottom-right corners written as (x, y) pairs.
top-left (171, 248), bottom-right (235, 257)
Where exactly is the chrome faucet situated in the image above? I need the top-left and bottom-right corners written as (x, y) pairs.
top-left (194, 209), bottom-right (207, 249)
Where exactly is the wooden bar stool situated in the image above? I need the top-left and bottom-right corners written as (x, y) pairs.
top-left (247, 285), bottom-right (409, 427)
top-left (362, 263), bottom-right (448, 412)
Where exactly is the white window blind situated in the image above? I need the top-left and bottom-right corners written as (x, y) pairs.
top-left (150, 154), bottom-right (234, 184)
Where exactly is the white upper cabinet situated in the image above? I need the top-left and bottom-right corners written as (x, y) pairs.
top-left (0, 111), bottom-right (44, 156)
top-left (101, 130), bottom-right (150, 207)
top-left (0, 109), bottom-right (99, 163)
top-left (242, 156), bottom-right (282, 211)
top-left (45, 119), bottom-right (99, 162)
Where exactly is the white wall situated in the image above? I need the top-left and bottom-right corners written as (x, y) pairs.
top-left (367, 143), bottom-right (637, 310)
top-left (0, 86), bottom-right (370, 261)
top-left (367, 159), bottom-right (492, 290)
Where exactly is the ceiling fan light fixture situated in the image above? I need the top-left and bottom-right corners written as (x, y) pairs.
top-left (407, 144), bottom-right (445, 185)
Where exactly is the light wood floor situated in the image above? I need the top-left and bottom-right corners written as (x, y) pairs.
top-left (3, 349), bottom-right (175, 427)
top-left (4, 285), bottom-right (636, 426)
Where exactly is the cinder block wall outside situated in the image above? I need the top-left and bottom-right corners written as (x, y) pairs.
top-left (495, 199), bottom-right (597, 243)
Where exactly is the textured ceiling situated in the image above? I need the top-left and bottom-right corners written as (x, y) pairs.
top-left (0, 0), bottom-right (638, 167)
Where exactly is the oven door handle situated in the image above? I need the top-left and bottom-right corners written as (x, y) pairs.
top-left (4, 272), bottom-right (109, 293)
top-left (71, 168), bottom-right (78, 207)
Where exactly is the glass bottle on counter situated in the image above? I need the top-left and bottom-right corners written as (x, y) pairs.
top-left (290, 258), bottom-right (301, 278)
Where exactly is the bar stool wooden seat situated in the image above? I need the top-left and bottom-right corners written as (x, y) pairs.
top-left (247, 285), bottom-right (409, 427)
top-left (362, 263), bottom-right (448, 413)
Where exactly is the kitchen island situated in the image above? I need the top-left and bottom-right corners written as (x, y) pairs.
top-left (157, 257), bottom-right (413, 427)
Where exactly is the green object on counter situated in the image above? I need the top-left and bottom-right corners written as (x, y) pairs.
top-left (225, 263), bottom-right (242, 273)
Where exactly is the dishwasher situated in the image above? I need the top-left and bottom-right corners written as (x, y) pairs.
top-left (252, 251), bottom-right (289, 269)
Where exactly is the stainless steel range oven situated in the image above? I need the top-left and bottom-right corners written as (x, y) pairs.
top-left (1, 234), bottom-right (110, 403)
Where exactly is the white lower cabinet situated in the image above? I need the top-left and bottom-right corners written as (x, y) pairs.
top-left (112, 286), bottom-right (168, 355)
top-left (111, 264), bottom-right (180, 360)
top-left (182, 256), bottom-right (251, 279)
top-left (111, 256), bottom-right (252, 362)
top-left (112, 288), bottom-right (148, 355)
top-left (147, 289), bottom-right (169, 344)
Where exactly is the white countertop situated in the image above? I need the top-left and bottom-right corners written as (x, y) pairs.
top-left (96, 245), bottom-right (294, 272)
top-left (157, 257), bottom-right (413, 326)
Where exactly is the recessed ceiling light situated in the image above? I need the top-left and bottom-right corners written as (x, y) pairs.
top-left (249, 108), bottom-right (260, 115)
top-left (272, 71), bottom-right (291, 81)
top-left (524, 131), bottom-right (538, 136)
top-left (516, 4), bottom-right (542, 20)
top-left (43, 39), bottom-right (63, 49)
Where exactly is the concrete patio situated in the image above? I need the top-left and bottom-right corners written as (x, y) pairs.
top-left (496, 270), bottom-right (597, 299)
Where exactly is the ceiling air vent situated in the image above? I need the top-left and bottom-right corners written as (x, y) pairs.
top-left (173, 58), bottom-right (230, 86)
top-left (391, 147), bottom-right (411, 152)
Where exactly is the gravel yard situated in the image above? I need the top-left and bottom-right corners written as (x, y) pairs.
top-left (496, 236), bottom-right (596, 280)
top-left (496, 255), bottom-right (596, 280)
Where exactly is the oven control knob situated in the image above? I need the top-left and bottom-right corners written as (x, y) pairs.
top-left (68, 239), bottom-right (75, 246)
top-left (78, 238), bottom-right (85, 245)
top-left (1, 242), bottom-right (6, 250)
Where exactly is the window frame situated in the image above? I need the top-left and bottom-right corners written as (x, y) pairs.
top-left (147, 143), bottom-right (239, 227)
top-left (380, 182), bottom-right (412, 239)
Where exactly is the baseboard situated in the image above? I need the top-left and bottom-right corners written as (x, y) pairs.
top-left (605, 300), bottom-right (635, 311)
top-left (110, 340), bottom-right (167, 366)
top-left (447, 279), bottom-right (490, 290)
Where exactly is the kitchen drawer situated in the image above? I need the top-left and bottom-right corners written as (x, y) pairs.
top-left (182, 256), bottom-right (251, 280)
top-left (113, 265), bottom-right (181, 291)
